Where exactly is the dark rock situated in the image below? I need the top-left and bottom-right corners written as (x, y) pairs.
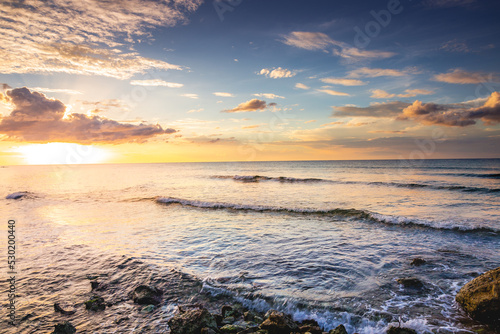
top-left (201, 328), bottom-right (217, 334)
top-left (260, 310), bottom-right (299, 334)
top-left (410, 258), bottom-right (426, 266)
top-left (220, 324), bottom-right (246, 333)
top-left (214, 313), bottom-right (224, 327)
top-left (244, 311), bottom-right (264, 323)
top-left (53, 321), bottom-right (76, 334)
top-left (84, 296), bottom-right (106, 311)
top-left (54, 303), bottom-right (76, 315)
top-left (130, 285), bottom-right (163, 305)
top-left (222, 305), bottom-right (234, 318)
top-left (396, 277), bottom-right (424, 289)
top-left (456, 266), bottom-right (500, 328)
top-left (222, 316), bottom-right (236, 325)
top-left (386, 326), bottom-right (417, 334)
top-left (328, 324), bottom-right (347, 334)
top-left (168, 307), bottom-right (218, 334)
top-left (300, 319), bottom-right (322, 334)
top-left (141, 305), bottom-right (155, 313)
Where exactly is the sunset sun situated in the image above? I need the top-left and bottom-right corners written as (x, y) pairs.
top-left (14, 143), bottom-right (110, 165)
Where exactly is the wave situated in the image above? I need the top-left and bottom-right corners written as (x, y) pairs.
top-left (442, 172), bottom-right (500, 179)
top-left (5, 191), bottom-right (32, 200)
top-left (156, 197), bottom-right (499, 235)
top-left (211, 175), bottom-right (500, 194)
top-left (211, 175), bottom-right (326, 183)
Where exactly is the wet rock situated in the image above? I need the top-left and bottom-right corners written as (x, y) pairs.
top-left (54, 303), bottom-right (76, 315)
top-left (141, 305), bottom-right (156, 313)
top-left (201, 328), bottom-right (217, 334)
top-left (456, 266), bottom-right (500, 328)
top-left (244, 311), bottom-right (264, 323)
top-left (52, 321), bottom-right (76, 334)
top-left (260, 310), bottom-right (299, 334)
top-left (222, 316), bottom-right (236, 325)
top-left (300, 319), bottom-right (322, 334)
top-left (84, 296), bottom-right (106, 311)
top-left (130, 285), bottom-right (163, 305)
top-left (386, 326), bottom-right (417, 334)
top-left (328, 324), bottom-right (347, 334)
top-left (168, 307), bottom-right (218, 334)
top-left (396, 277), bottom-right (424, 289)
top-left (410, 258), bottom-right (426, 266)
top-left (220, 324), bottom-right (246, 333)
top-left (90, 281), bottom-right (100, 290)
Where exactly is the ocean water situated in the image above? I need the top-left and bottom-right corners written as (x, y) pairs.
top-left (1, 159), bottom-right (499, 333)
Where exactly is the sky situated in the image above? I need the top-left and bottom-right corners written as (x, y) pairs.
top-left (0, 0), bottom-right (499, 165)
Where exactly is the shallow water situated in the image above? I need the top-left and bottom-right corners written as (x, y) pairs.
top-left (1, 160), bottom-right (499, 333)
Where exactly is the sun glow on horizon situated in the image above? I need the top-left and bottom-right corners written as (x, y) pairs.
top-left (14, 143), bottom-right (110, 165)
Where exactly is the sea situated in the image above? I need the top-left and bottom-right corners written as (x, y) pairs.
top-left (1, 159), bottom-right (499, 333)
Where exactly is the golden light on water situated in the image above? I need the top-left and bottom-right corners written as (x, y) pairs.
top-left (14, 143), bottom-right (110, 165)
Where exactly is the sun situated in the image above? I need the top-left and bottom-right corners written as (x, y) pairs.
top-left (14, 143), bottom-right (110, 165)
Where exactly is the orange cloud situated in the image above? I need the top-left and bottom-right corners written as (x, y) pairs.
top-left (222, 99), bottom-right (276, 113)
top-left (0, 87), bottom-right (175, 143)
top-left (433, 69), bottom-right (498, 84)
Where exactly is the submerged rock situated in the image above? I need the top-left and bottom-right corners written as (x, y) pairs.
top-left (386, 326), bottom-right (417, 334)
top-left (456, 266), bottom-right (500, 328)
top-left (396, 277), bottom-right (424, 289)
top-left (410, 258), bottom-right (426, 266)
top-left (6, 191), bottom-right (29, 200)
top-left (130, 285), bottom-right (163, 305)
top-left (54, 303), bottom-right (76, 315)
top-left (53, 321), bottom-right (76, 334)
top-left (260, 310), bottom-right (299, 334)
top-left (84, 296), bottom-right (106, 311)
top-left (168, 307), bottom-right (218, 334)
top-left (328, 324), bottom-right (347, 334)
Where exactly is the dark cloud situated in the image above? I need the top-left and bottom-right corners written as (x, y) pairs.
top-left (2, 83), bottom-right (11, 91)
top-left (0, 87), bottom-right (176, 143)
top-left (398, 92), bottom-right (500, 126)
top-left (222, 99), bottom-right (272, 113)
top-left (332, 101), bottom-right (411, 118)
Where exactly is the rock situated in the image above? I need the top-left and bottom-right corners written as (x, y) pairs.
top-left (222, 305), bottom-right (234, 318)
top-left (410, 258), bottom-right (426, 266)
top-left (328, 324), bottom-right (347, 334)
top-left (54, 303), bottom-right (76, 315)
top-left (244, 311), bottom-right (264, 323)
top-left (456, 266), bottom-right (500, 328)
top-left (53, 321), bottom-right (76, 334)
top-left (201, 328), bottom-right (217, 334)
top-left (130, 285), bottom-right (163, 305)
top-left (141, 305), bottom-right (156, 313)
top-left (220, 324), bottom-right (246, 333)
top-left (84, 296), bottom-right (106, 311)
top-left (222, 316), bottom-right (236, 325)
top-left (386, 326), bottom-right (417, 334)
top-left (168, 307), bottom-right (218, 334)
top-left (396, 277), bottom-right (424, 289)
top-left (300, 319), bottom-right (322, 334)
top-left (260, 310), bottom-right (299, 334)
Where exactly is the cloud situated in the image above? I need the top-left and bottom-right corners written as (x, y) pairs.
top-left (423, 0), bottom-right (476, 8)
top-left (397, 92), bottom-right (500, 126)
top-left (187, 108), bottom-right (204, 113)
top-left (242, 125), bottom-right (261, 129)
top-left (31, 87), bottom-right (83, 95)
top-left (213, 92), bottom-right (234, 97)
top-left (222, 99), bottom-right (272, 113)
top-left (348, 67), bottom-right (406, 78)
top-left (254, 93), bottom-right (285, 99)
top-left (432, 68), bottom-right (498, 84)
top-left (0, 0), bottom-right (201, 78)
top-left (320, 78), bottom-right (367, 86)
top-left (181, 94), bottom-right (199, 99)
top-left (440, 39), bottom-right (470, 53)
top-left (333, 101), bottom-right (411, 117)
top-left (259, 67), bottom-right (296, 79)
top-left (295, 83), bottom-right (310, 90)
top-left (130, 80), bottom-right (183, 88)
top-left (318, 89), bottom-right (350, 97)
top-left (371, 89), bottom-right (435, 99)
top-left (0, 87), bottom-right (176, 143)
top-left (282, 31), bottom-right (395, 60)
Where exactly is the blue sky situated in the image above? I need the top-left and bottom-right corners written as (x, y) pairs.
top-left (0, 0), bottom-right (499, 163)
